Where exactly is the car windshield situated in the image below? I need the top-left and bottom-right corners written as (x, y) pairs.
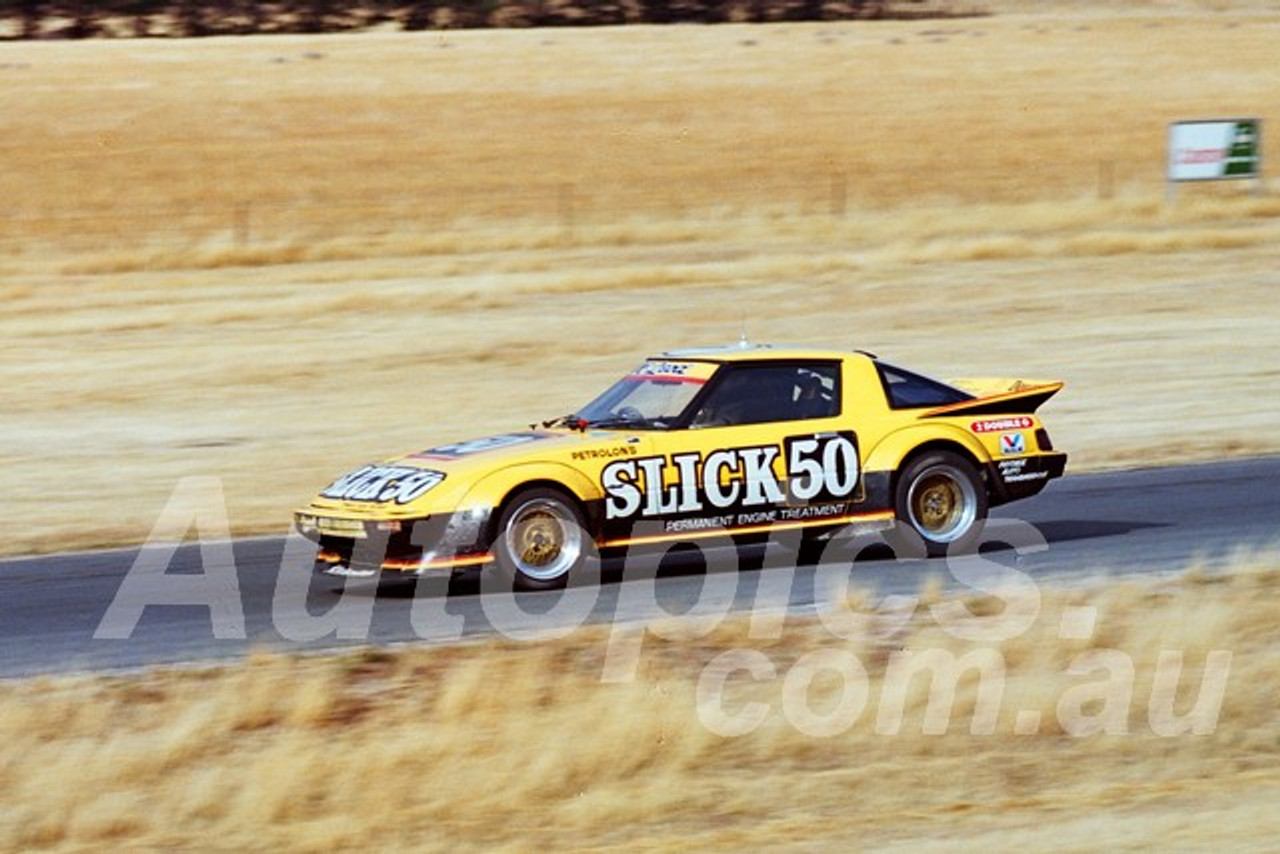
top-left (569, 361), bottom-right (714, 429)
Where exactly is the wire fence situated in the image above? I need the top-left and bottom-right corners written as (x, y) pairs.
top-left (0, 156), bottom-right (1161, 263)
top-left (0, 173), bottom-right (864, 257)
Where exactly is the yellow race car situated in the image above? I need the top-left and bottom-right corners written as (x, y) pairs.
top-left (294, 344), bottom-right (1066, 588)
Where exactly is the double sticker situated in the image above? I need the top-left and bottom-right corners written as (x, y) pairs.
top-left (971, 417), bottom-right (1034, 434)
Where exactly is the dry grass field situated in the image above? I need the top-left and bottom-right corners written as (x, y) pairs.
top-left (3, 2), bottom-right (1280, 556)
top-left (1, 561), bottom-right (1277, 851)
top-left (2, 4), bottom-right (1280, 851)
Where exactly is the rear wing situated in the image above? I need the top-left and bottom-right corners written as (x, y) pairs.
top-left (922, 379), bottom-right (1064, 418)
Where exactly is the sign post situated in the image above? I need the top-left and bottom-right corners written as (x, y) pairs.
top-left (1167, 118), bottom-right (1263, 200)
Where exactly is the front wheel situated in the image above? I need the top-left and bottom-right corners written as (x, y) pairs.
top-left (894, 451), bottom-right (988, 557)
top-left (493, 487), bottom-right (588, 590)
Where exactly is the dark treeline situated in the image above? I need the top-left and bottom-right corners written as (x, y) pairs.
top-left (0, 1), bottom-right (944, 39)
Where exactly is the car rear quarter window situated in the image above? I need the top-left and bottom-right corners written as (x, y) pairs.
top-left (875, 362), bottom-right (973, 409)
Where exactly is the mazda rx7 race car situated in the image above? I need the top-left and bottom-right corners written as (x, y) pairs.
top-left (295, 345), bottom-right (1067, 588)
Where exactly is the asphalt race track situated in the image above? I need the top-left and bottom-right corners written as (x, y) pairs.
top-left (1, 457), bottom-right (1277, 679)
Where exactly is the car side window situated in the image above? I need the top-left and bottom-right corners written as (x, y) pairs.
top-left (690, 363), bottom-right (839, 427)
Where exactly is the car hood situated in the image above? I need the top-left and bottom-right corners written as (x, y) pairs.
top-left (298, 428), bottom-right (641, 519)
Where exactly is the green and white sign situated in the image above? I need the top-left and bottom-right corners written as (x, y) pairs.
top-left (1168, 119), bottom-right (1262, 182)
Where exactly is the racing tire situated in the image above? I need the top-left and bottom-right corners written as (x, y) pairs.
top-left (493, 487), bottom-right (589, 591)
top-left (894, 451), bottom-right (988, 558)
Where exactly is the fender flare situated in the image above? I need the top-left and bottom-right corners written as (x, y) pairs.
top-left (454, 461), bottom-right (601, 537)
top-left (863, 424), bottom-right (989, 481)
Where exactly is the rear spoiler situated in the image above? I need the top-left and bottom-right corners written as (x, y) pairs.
top-left (923, 380), bottom-right (1064, 418)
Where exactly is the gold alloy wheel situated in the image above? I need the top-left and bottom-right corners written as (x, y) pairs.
top-left (502, 495), bottom-right (584, 582)
top-left (513, 509), bottom-right (562, 567)
top-left (913, 474), bottom-right (962, 533)
top-left (906, 464), bottom-right (979, 543)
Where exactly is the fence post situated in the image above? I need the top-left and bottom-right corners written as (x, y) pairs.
top-left (558, 183), bottom-right (576, 239)
top-left (234, 203), bottom-right (251, 247)
top-left (830, 173), bottom-right (847, 217)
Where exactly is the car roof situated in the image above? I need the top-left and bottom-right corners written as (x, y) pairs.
top-left (656, 343), bottom-right (872, 364)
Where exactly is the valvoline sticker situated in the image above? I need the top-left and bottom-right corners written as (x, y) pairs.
top-left (1000, 433), bottom-right (1027, 455)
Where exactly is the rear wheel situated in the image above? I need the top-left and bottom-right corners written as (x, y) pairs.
top-left (895, 451), bottom-right (988, 557)
top-left (493, 487), bottom-right (588, 590)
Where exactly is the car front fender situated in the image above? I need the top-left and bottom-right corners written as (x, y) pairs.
top-left (454, 461), bottom-right (601, 515)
